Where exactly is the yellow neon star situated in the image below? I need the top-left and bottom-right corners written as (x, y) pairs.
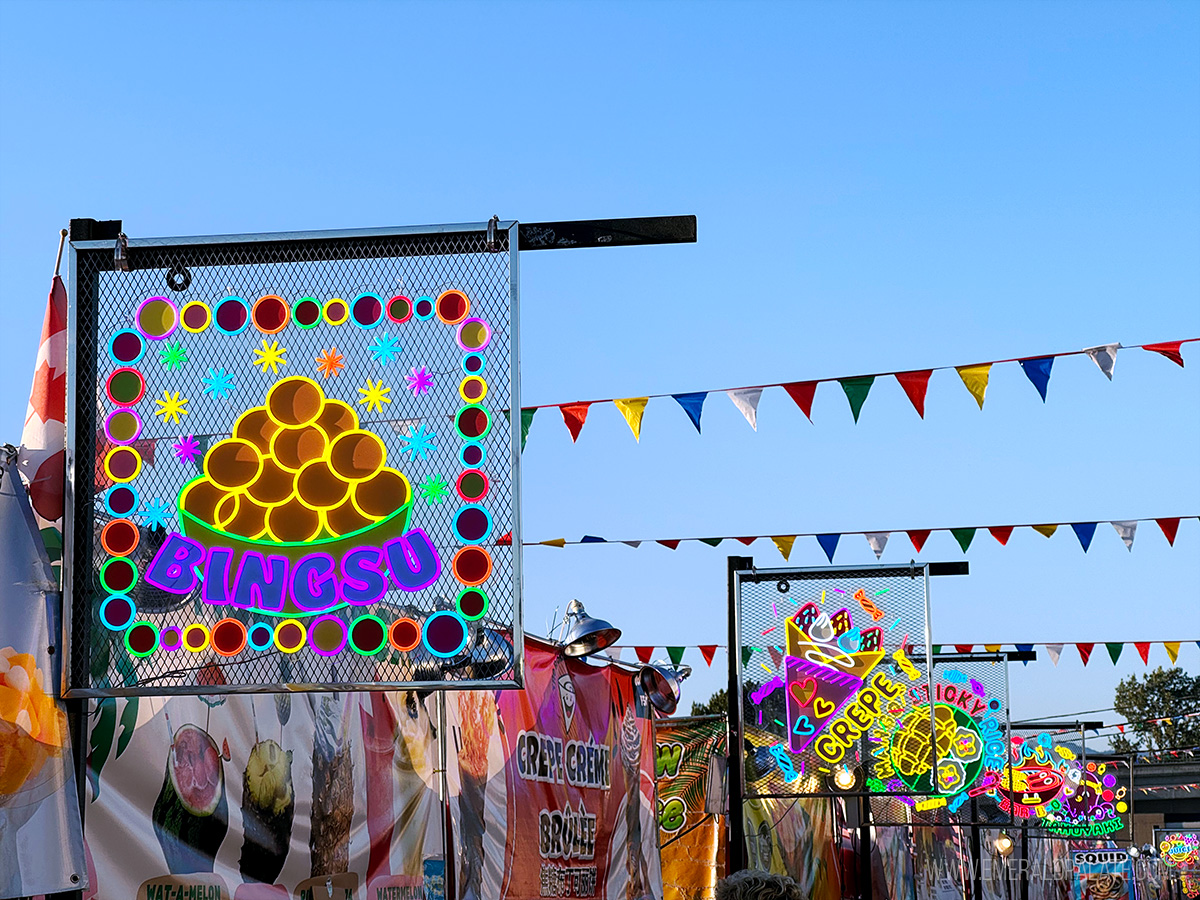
top-left (358, 378), bottom-right (392, 413)
top-left (253, 339), bottom-right (288, 374)
top-left (154, 390), bottom-right (189, 425)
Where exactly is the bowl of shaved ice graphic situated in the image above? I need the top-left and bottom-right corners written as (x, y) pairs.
top-left (177, 377), bottom-right (414, 605)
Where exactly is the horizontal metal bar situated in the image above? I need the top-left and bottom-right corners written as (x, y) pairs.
top-left (518, 215), bottom-right (696, 251)
top-left (928, 561), bottom-right (970, 576)
top-left (63, 677), bottom-right (522, 699)
top-left (1011, 720), bottom-right (1104, 730)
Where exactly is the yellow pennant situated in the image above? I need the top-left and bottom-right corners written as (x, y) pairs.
top-left (539, 538), bottom-right (566, 548)
top-left (956, 364), bottom-right (992, 410)
top-left (1165, 641), bottom-right (1181, 663)
top-left (614, 397), bottom-right (649, 441)
top-left (1033, 524), bottom-right (1059, 538)
top-left (984, 644), bottom-right (1002, 653)
top-left (771, 535), bottom-right (797, 561)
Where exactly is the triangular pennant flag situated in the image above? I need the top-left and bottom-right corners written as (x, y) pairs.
top-left (1106, 643), bottom-right (1124, 665)
top-left (1084, 343), bottom-right (1120, 380)
top-left (699, 537), bottom-right (723, 547)
top-left (1156, 517), bottom-right (1180, 546)
top-left (950, 528), bottom-right (976, 553)
top-left (908, 530), bottom-right (931, 552)
top-left (1117, 724), bottom-right (1125, 733)
top-left (496, 531), bottom-right (512, 546)
top-left (672, 392), bottom-right (707, 433)
top-left (699, 645), bottom-right (718, 666)
top-left (728, 388), bottom-right (763, 431)
top-left (1033, 524), bottom-right (1058, 538)
top-left (667, 646), bottom-right (686, 667)
top-left (1111, 520), bottom-right (1137, 551)
top-left (989, 526), bottom-right (1013, 546)
top-left (657, 539), bottom-right (681, 550)
top-left (816, 533), bottom-right (840, 563)
top-left (622, 541), bottom-right (642, 549)
top-left (865, 532), bottom-right (890, 559)
top-left (782, 381), bottom-right (818, 422)
top-left (606, 646), bottom-right (623, 662)
top-left (635, 646), bottom-right (654, 664)
top-left (1142, 341), bottom-right (1185, 367)
top-left (1135, 642), bottom-right (1151, 664)
top-left (839, 376), bottom-right (874, 423)
top-left (1165, 642), bottom-right (1181, 664)
top-left (559, 402), bottom-right (591, 442)
top-left (1046, 643), bottom-right (1064, 666)
top-left (614, 397), bottom-right (649, 442)
top-left (580, 535), bottom-right (606, 543)
top-left (956, 364), bottom-right (992, 410)
top-left (735, 536), bottom-right (758, 546)
top-left (1016, 643), bottom-right (1034, 665)
top-left (772, 535), bottom-right (796, 561)
top-left (539, 538), bottom-right (566, 548)
top-left (767, 646), bottom-right (783, 670)
top-left (741, 646), bottom-right (753, 667)
top-left (1071, 522), bottom-right (1097, 553)
top-left (984, 644), bottom-right (1002, 653)
top-left (1019, 356), bottom-right (1055, 402)
top-left (894, 370), bottom-right (932, 418)
top-left (519, 407), bottom-right (537, 451)
top-left (932, 645), bottom-right (943, 655)
top-left (954, 644), bottom-right (974, 654)
top-left (1077, 643), bottom-right (1095, 665)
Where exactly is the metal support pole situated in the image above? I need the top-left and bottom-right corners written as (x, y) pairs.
top-left (970, 798), bottom-right (984, 900)
top-left (859, 795), bottom-right (873, 900)
top-left (1020, 826), bottom-right (1029, 900)
top-left (726, 555), bottom-right (752, 876)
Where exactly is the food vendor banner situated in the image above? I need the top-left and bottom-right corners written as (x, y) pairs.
top-left (1072, 849), bottom-right (1131, 900)
top-left (1156, 830), bottom-right (1200, 898)
top-left (740, 790), bottom-right (840, 900)
top-left (655, 715), bottom-right (726, 900)
top-left (445, 637), bottom-right (661, 900)
top-left (65, 222), bottom-right (522, 696)
top-left (83, 689), bottom-right (445, 898)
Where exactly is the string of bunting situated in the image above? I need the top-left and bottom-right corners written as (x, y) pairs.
top-left (508, 515), bottom-right (1194, 558)
top-left (514, 337), bottom-right (1196, 446)
top-left (601, 640), bottom-right (1198, 668)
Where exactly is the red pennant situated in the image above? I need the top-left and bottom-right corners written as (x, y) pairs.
top-left (989, 526), bottom-right (1014, 546)
top-left (699, 645), bottom-right (718, 666)
top-left (1143, 340), bottom-right (1185, 367)
top-left (895, 370), bottom-right (933, 418)
top-left (1157, 517), bottom-right (1180, 546)
top-left (1135, 642), bottom-right (1151, 664)
top-left (559, 402), bottom-right (591, 442)
top-left (657, 539), bottom-right (681, 550)
top-left (735, 536), bottom-right (758, 546)
top-left (768, 646), bottom-right (784, 670)
top-left (1077, 643), bottom-right (1094, 665)
top-left (954, 644), bottom-right (974, 653)
top-left (635, 646), bottom-right (654, 664)
top-left (908, 530), bottom-right (931, 552)
top-left (1118, 724), bottom-right (1125, 733)
top-left (496, 531), bottom-right (512, 546)
top-left (783, 381), bottom-right (818, 421)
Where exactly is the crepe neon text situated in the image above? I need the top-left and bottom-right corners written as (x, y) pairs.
top-left (144, 529), bottom-right (441, 614)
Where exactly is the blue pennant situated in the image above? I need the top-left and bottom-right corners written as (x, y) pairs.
top-left (1015, 643), bottom-right (1034, 665)
top-left (671, 392), bottom-right (707, 433)
top-left (1071, 522), bottom-right (1097, 553)
top-left (816, 533), bottom-right (840, 563)
top-left (1019, 356), bottom-right (1054, 402)
top-left (580, 535), bottom-right (606, 543)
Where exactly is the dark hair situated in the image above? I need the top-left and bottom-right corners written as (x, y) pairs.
top-left (715, 870), bottom-right (806, 900)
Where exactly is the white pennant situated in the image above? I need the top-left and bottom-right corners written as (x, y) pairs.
top-left (622, 541), bottom-right (642, 549)
top-left (1111, 520), bottom-right (1137, 551)
top-left (1084, 343), bottom-right (1120, 380)
top-left (605, 646), bottom-right (623, 662)
top-left (727, 388), bottom-right (763, 431)
top-left (865, 532), bottom-right (890, 560)
top-left (1046, 643), bottom-right (1064, 666)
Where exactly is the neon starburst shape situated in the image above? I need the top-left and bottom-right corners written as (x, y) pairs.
top-left (316, 347), bottom-right (345, 379)
top-left (201, 366), bottom-right (236, 399)
top-left (418, 475), bottom-right (451, 505)
top-left (141, 498), bottom-right (173, 531)
top-left (252, 339), bottom-right (288, 374)
top-left (358, 378), bottom-right (392, 413)
top-left (406, 366), bottom-right (435, 396)
top-left (173, 435), bottom-right (201, 465)
top-left (400, 423), bottom-right (438, 461)
top-left (154, 390), bottom-right (189, 425)
top-left (159, 340), bottom-right (189, 371)
top-left (368, 332), bottom-right (403, 367)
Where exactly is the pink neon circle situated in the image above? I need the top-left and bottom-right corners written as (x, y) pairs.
top-left (135, 296), bottom-right (179, 341)
top-left (104, 408), bottom-right (143, 445)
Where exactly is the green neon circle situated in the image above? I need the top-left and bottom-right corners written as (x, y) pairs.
top-left (99, 557), bottom-right (139, 594)
top-left (348, 614), bottom-right (388, 655)
top-left (454, 404), bottom-right (492, 441)
top-left (456, 587), bottom-right (490, 621)
top-left (124, 621), bottom-right (159, 658)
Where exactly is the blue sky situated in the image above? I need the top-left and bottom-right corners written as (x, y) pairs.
top-left (1, 0), bottom-right (1197, 737)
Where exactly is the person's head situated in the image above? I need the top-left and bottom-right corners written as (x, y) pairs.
top-left (715, 869), bottom-right (806, 900)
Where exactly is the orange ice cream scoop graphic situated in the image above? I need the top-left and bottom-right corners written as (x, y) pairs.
top-left (0, 646), bottom-right (68, 796)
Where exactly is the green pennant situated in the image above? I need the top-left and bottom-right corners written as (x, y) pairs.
top-left (950, 528), bottom-right (976, 553)
top-left (667, 646), bottom-right (686, 666)
top-left (742, 646), bottom-right (753, 667)
top-left (520, 408), bottom-right (536, 451)
top-left (699, 537), bottom-right (723, 547)
top-left (1106, 642), bottom-right (1124, 665)
top-left (932, 645), bottom-right (943, 655)
top-left (839, 376), bottom-right (875, 423)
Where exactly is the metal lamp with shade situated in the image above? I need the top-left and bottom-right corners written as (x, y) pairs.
top-left (560, 599), bottom-right (621, 657)
top-left (639, 661), bottom-right (692, 715)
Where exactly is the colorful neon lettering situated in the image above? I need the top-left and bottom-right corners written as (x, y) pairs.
top-left (145, 532), bottom-right (204, 593)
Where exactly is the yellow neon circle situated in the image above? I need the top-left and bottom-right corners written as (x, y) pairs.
top-left (265, 376), bottom-right (326, 428)
top-left (458, 375), bottom-right (488, 403)
top-left (179, 300), bottom-right (212, 333)
top-left (182, 623), bottom-right (211, 653)
top-left (274, 618), bottom-right (307, 654)
top-left (103, 446), bottom-right (142, 483)
top-left (323, 298), bottom-right (350, 326)
top-left (202, 438), bottom-right (264, 491)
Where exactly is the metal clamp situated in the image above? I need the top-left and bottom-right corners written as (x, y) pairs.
top-left (114, 232), bottom-right (130, 272)
top-left (485, 215), bottom-right (500, 252)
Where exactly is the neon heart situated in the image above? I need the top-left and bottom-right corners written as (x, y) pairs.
top-left (791, 714), bottom-right (815, 736)
top-left (812, 697), bottom-right (835, 719)
top-left (789, 677), bottom-right (817, 708)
